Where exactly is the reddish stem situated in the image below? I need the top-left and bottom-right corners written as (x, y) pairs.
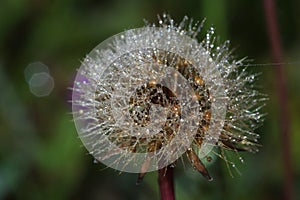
top-left (158, 167), bottom-right (175, 200)
top-left (263, 0), bottom-right (294, 200)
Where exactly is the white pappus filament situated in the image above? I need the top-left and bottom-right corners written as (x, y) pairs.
top-left (72, 14), bottom-right (266, 180)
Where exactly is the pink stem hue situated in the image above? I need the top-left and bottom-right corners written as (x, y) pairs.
top-left (263, 0), bottom-right (294, 199)
top-left (158, 167), bottom-right (175, 200)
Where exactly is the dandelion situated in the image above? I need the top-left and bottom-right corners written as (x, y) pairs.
top-left (72, 14), bottom-right (266, 184)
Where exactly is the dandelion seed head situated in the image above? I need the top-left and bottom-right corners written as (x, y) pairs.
top-left (72, 15), bottom-right (265, 174)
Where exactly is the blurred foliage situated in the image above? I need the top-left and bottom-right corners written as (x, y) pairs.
top-left (0, 0), bottom-right (299, 199)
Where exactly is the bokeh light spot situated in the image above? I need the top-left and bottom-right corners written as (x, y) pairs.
top-left (24, 62), bottom-right (49, 83)
top-left (28, 72), bottom-right (54, 97)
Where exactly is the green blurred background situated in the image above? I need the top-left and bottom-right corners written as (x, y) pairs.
top-left (0, 0), bottom-right (299, 199)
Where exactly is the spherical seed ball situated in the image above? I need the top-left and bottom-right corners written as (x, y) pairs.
top-left (72, 15), bottom-right (265, 175)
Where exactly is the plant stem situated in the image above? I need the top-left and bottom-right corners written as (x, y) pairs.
top-left (158, 166), bottom-right (175, 200)
top-left (263, 0), bottom-right (294, 200)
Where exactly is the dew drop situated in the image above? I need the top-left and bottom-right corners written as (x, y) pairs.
top-left (169, 163), bottom-right (176, 168)
top-left (239, 157), bottom-right (244, 163)
top-left (206, 156), bottom-right (212, 162)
